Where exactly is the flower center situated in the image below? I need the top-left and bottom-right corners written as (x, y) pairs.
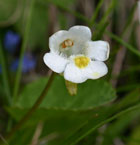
top-left (74, 56), bottom-right (90, 69)
top-left (60, 39), bottom-right (74, 49)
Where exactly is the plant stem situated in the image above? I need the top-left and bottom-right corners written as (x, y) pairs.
top-left (0, 42), bottom-right (12, 105)
top-left (12, 0), bottom-right (35, 104)
top-left (4, 72), bottom-right (55, 142)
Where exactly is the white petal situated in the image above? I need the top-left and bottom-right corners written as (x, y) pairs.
top-left (85, 41), bottom-right (110, 61)
top-left (69, 25), bottom-right (92, 41)
top-left (88, 61), bottom-right (108, 79)
top-left (43, 52), bottom-right (69, 73)
top-left (49, 30), bottom-right (71, 52)
top-left (64, 63), bottom-right (88, 83)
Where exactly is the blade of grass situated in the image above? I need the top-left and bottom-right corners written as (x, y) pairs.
top-left (109, 2), bottom-right (137, 86)
top-left (0, 42), bottom-right (12, 105)
top-left (93, 21), bottom-right (109, 40)
top-left (121, 2), bottom-right (137, 37)
top-left (62, 103), bottom-right (140, 145)
top-left (96, 0), bottom-right (116, 29)
top-left (12, 0), bottom-right (35, 104)
top-left (92, 0), bottom-right (116, 39)
top-left (89, 0), bottom-right (104, 26)
top-left (105, 31), bottom-right (140, 58)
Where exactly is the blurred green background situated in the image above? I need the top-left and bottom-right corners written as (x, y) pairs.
top-left (0, 0), bottom-right (140, 145)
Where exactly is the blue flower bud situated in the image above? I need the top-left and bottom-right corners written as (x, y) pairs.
top-left (11, 53), bottom-right (36, 73)
top-left (4, 30), bottom-right (20, 53)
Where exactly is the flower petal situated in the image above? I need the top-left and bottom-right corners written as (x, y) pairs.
top-left (88, 61), bottom-right (108, 79)
top-left (43, 52), bottom-right (69, 73)
top-left (49, 30), bottom-right (71, 52)
top-left (85, 41), bottom-right (110, 61)
top-left (69, 25), bottom-right (92, 41)
top-left (64, 63), bottom-right (88, 83)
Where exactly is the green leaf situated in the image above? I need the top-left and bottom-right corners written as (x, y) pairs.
top-left (0, 0), bottom-right (18, 21)
top-left (6, 75), bottom-right (116, 144)
top-left (6, 108), bottom-right (101, 145)
top-left (59, 89), bottom-right (140, 145)
top-left (128, 126), bottom-right (140, 145)
top-left (16, 75), bottom-right (116, 110)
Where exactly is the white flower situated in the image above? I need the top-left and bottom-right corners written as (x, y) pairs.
top-left (43, 25), bottom-right (110, 83)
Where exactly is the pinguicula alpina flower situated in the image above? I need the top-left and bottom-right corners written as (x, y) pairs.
top-left (4, 30), bottom-right (20, 53)
top-left (11, 53), bottom-right (36, 73)
top-left (43, 26), bottom-right (110, 83)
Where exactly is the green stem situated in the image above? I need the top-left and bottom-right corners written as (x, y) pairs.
top-left (12, 0), bottom-right (35, 104)
top-left (4, 72), bottom-right (55, 142)
top-left (0, 42), bottom-right (12, 105)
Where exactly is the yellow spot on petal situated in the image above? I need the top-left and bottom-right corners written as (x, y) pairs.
top-left (74, 56), bottom-right (90, 69)
top-left (93, 72), bottom-right (100, 77)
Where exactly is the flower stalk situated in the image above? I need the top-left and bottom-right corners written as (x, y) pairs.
top-left (3, 72), bottom-right (55, 142)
